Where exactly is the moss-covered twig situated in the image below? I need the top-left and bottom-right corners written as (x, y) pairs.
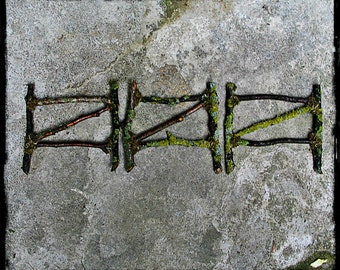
top-left (203, 82), bottom-right (222, 173)
top-left (141, 94), bottom-right (202, 105)
top-left (224, 82), bottom-right (237, 174)
top-left (122, 81), bottom-right (140, 172)
top-left (108, 80), bottom-right (120, 171)
top-left (234, 105), bottom-right (311, 138)
top-left (309, 84), bottom-right (322, 173)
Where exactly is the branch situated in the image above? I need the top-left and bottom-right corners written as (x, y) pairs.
top-left (122, 81), bottom-right (139, 172)
top-left (141, 94), bottom-right (202, 105)
top-left (22, 83), bottom-right (36, 174)
top-left (135, 101), bottom-right (205, 141)
top-left (237, 138), bottom-right (310, 147)
top-left (108, 80), bottom-right (120, 171)
top-left (37, 141), bottom-right (109, 153)
top-left (204, 82), bottom-right (222, 174)
top-left (35, 96), bottom-right (108, 106)
top-left (236, 94), bottom-right (309, 103)
top-left (35, 107), bottom-right (109, 141)
top-left (224, 82), bottom-right (237, 174)
top-left (234, 105), bottom-right (311, 138)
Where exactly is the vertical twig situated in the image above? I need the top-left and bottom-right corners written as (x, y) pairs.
top-left (123, 81), bottom-right (141, 172)
top-left (225, 82), bottom-right (237, 174)
top-left (108, 80), bottom-right (120, 171)
top-left (22, 83), bottom-right (36, 174)
top-left (204, 82), bottom-right (222, 174)
top-left (309, 84), bottom-right (322, 173)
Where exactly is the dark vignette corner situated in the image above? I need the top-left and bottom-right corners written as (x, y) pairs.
top-left (0, 0), bottom-right (7, 268)
top-left (334, 0), bottom-right (340, 268)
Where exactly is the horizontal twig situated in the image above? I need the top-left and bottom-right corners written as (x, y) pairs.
top-left (236, 94), bottom-right (309, 103)
top-left (34, 96), bottom-right (108, 106)
top-left (37, 141), bottom-right (109, 153)
top-left (141, 94), bottom-right (202, 105)
top-left (238, 138), bottom-right (310, 147)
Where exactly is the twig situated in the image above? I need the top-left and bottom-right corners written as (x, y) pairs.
top-left (309, 84), bottom-right (322, 173)
top-left (204, 82), bottom-right (222, 174)
top-left (34, 96), bottom-right (108, 106)
top-left (234, 105), bottom-right (311, 138)
top-left (122, 81), bottom-right (139, 172)
top-left (35, 107), bottom-right (109, 141)
top-left (135, 101), bottom-right (205, 141)
top-left (237, 138), bottom-right (310, 147)
top-left (22, 83), bottom-right (36, 174)
top-left (108, 80), bottom-right (120, 171)
top-left (141, 94), bottom-right (202, 105)
top-left (37, 141), bottom-right (109, 153)
top-left (236, 94), bottom-right (308, 103)
top-left (224, 82), bottom-right (237, 174)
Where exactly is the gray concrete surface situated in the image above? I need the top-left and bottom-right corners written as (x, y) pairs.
top-left (6, 0), bottom-right (335, 269)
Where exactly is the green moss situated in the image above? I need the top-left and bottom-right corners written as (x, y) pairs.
top-left (225, 159), bottom-right (235, 174)
top-left (109, 80), bottom-right (119, 91)
top-left (226, 82), bottom-right (236, 91)
top-left (285, 251), bottom-right (335, 270)
top-left (162, 0), bottom-right (190, 22)
top-left (235, 105), bottom-right (311, 137)
top-left (224, 82), bottom-right (236, 174)
top-left (203, 83), bottom-right (222, 173)
top-left (23, 134), bottom-right (38, 154)
top-left (233, 137), bottom-right (248, 146)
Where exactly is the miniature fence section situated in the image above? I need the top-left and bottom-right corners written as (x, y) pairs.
top-left (22, 81), bottom-right (120, 174)
top-left (22, 81), bottom-right (222, 174)
top-left (125, 81), bottom-right (222, 173)
top-left (224, 83), bottom-right (322, 174)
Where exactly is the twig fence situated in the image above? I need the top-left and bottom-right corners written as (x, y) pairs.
top-left (22, 81), bottom-right (322, 174)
